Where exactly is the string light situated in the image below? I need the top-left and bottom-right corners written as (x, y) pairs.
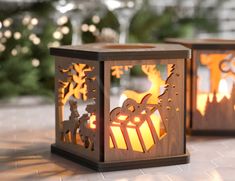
top-left (31, 18), bottom-right (38, 26)
top-left (57, 16), bottom-right (68, 26)
top-left (32, 58), bottom-right (40, 67)
top-left (22, 46), bottom-right (29, 54)
top-left (61, 26), bottom-right (70, 34)
top-left (29, 34), bottom-right (40, 45)
top-left (89, 25), bottom-right (96, 33)
top-left (53, 31), bottom-right (63, 40)
top-left (127, 1), bottom-right (134, 7)
top-left (14, 32), bottom-right (21, 40)
top-left (4, 30), bottom-right (12, 38)
top-left (29, 34), bottom-right (36, 41)
top-left (0, 21), bottom-right (2, 29)
top-left (81, 24), bottom-right (89, 32)
top-left (3, 18), bottom-right (12, 27)
top-left (92, 15), bottom-right (100, 24)
top-left (0, 44), bottom-right (5, 52)
top-left (33, 37), bottom-right (40, 45)
top-left (27, 24), bottom-right (34, 30)
top-left (11, 48), bottom-right (18, 56)
top-left (1, 37), bottom-right (7, 43)
top-left (48, 41), bottom-right (60, 47)
top-left (22, 15), bottom-right (31, 25)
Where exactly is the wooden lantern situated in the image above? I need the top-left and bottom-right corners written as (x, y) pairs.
top-left (166, 38), bottom-right (235, 136)
top-left (50, 43), bottom-right (190, 171)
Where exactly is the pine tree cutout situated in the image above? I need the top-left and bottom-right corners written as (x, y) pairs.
top-left (157, 64), bottom-right (183, 148)
top-left (59, 63), bottom-right (92, 105)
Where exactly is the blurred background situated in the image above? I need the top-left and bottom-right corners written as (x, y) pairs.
top-left (0, 0), bottom-right (232, 100)
top-left (1, 1), bottom-right (235, 180)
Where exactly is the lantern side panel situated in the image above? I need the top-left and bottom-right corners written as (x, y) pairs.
top-left (54, 56), bottom-right (101, 161)
top-left (104, 59), bottom-right (185, 162)
top-left (192, 50), bottom-right (235, 130)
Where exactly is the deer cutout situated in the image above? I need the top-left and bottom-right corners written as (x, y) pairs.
top-left (60, 100), bottom-right (80, 143)
top-left (78, 114), bottom-right (96, 150)
top-left (200, 53), bottom-right (230, 92)
top-left (122, 65), bottom-right (166, 104)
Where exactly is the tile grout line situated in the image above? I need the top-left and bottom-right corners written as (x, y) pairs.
top-left (216, 150), bottom-right (225, 158)
top-left (140, 169), bottom-right (145, 175)
top-left (166, 175), bottom-right (173, 181)
top-left (100, 172), bottom-right (105, 180)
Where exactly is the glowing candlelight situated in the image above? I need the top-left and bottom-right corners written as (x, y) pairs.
top-left (89, 115), bottom-right (96, 129)
top-left (197, 79), bottom-right (231, 115)
top-left (218, 79), bottom-right (230, 97)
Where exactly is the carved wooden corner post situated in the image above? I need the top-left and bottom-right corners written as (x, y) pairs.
top-left (166, 38), bottom-right (235, 136)
top-left (50, 43), bottom-right (190, 171)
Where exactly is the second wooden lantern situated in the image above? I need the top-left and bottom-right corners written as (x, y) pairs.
top-left (166, 39), bottom-right (235, 135)
top-left (50, 43), bottom-right (190, 171)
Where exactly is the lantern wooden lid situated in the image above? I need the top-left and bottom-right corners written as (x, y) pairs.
top-left (165, 38), bottom-right (235, 50)
top-left (50, 43), bottom-right (191, 61)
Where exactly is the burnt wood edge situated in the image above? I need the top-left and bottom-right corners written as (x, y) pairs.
top-left (51, 144), bottom-right (190, 172)
top-left (50, 48), bottom-right (191, 61)
top-left (187, 129), bottom-right (235, 136)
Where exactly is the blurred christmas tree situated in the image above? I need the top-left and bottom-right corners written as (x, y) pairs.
top-left (0, 0), bottom-right (219, 99)
top-left (129, 1), bottom-right (219, 42)
top-left (0, 1), bottom-right (71, 99)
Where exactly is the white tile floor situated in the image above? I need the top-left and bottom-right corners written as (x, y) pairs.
top-left (0, 99), bottom-right (235, 181)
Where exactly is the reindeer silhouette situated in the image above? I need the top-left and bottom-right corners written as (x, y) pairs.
top-left (123, 65), bottom-right (166, 104)
top-left (60, 100), bottom-right (96, 150)
top-left (60, 100), bottom-right (80, 143)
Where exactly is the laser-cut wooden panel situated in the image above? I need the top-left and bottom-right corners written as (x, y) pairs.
top-left (55, 56), bottom-right (100, 161)
top-left (165, 38), bottom-right (235, 135)
top-left (109, 94), bottom-right (163, 153)
top-left (104, 59), bottom-right (185, 162)
top-left (51, 43), bottom-right (190, 170)
top-left (192, 50), bottom-right (235, 130)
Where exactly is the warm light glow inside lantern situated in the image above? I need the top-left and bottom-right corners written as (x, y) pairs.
top-left (197, 78), bottom-right (231, 115)
top-left (195, 52), bottom-right (235, 128)
top-left (50, 43), bottom-right (190, 171)
top-left (109, 64), bottom-right (168, 153)
top-left (165, 38), bottom-right (235, 135)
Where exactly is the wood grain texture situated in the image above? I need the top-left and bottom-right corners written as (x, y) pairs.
top-left (50, 43), bottom-right (191, 61)
top-left (104, 59), bottom-right (186, 162)
top-left (51, 144), bottom-right (189, 171)
top-left (165, 38), bottom-right (235, 134)
top-left (55, 56), bottom-right (101, 161)
top-left (165, 38), bottom-right (235, 50)
top-left (52, 44), bottom-right (190, 166)
top-left (192, 50), bottom-right (235, 131)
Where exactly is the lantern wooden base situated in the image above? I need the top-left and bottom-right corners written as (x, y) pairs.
top-left (51, 144), bottom-right (190, 172)
top-left (187, 129), bottom-right (235, 136)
